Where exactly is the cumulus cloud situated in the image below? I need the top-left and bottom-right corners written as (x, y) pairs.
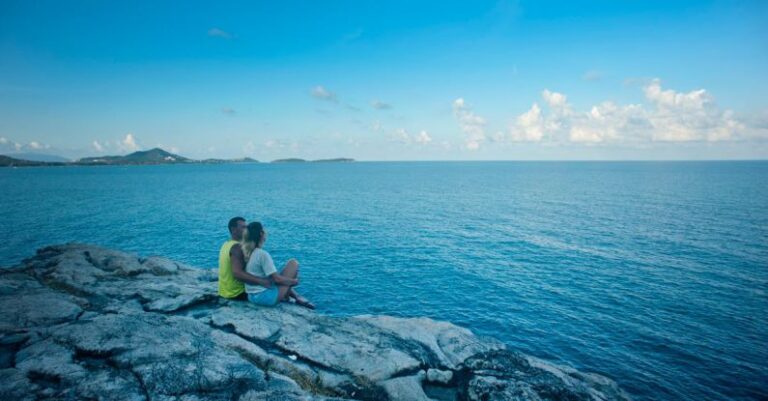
top-left (642, 79), bottom-right (742, 142)
top-left (208, 28), bottom-right (233, 39)
top-left (510, 103), bottom-right (546, 142)
top-left (415, 130), bottom-right (432, 145)
top-left (569, 102), bottom-right (647, 143)
top-left (371, 100), bottom-right (392, 110)
top-left (504, 79), bottom-right (750, 145)
top-left (119, 134), bottom-right (141, 152)
top-left (391, 128), bottom-right (411, 144)
top-left (452, 98), bottom-right (486, 150)
top-left (542, 89), bottom-right (569, 110)
top-left (311, 86), bottom-right (337, 102)
top-left (0, 137), bottom-right (50, 153)
top-left (390, 129), bottom-right (432, 146)
top-left (89, 134), bottom-right (149, 154)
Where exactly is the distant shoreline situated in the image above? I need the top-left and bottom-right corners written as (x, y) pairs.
top-left (2, 152), bottom-right (765, 168)
top-left (0, 148), bottom-right (356, 168)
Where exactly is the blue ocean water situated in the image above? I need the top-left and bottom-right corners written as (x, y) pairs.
top-left (1, 161), bottom-right (766, 401)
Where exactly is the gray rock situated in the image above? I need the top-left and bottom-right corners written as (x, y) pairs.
top-left (380, 371), bottom-right (431, 401)
top-left (0, 243), bottom-right (632, 401)
top-left (0, 291), bottom-right (83, 332)
top-left (426, 368), bottom-right (453, 384)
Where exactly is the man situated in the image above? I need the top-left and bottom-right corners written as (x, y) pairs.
top-left (218, 217), bottom-right (272, 299)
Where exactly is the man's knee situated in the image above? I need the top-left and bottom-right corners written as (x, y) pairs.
top-left (287, 258), bottom-right (299, 268)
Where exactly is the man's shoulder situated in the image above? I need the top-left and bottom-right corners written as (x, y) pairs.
top-left (229, 242), bottom-right (243, 254)
top-left (220, 239), bottom-right (237, 247)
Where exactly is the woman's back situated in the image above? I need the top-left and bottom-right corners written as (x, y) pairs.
top-left (244, 248), bottom-right (276, 294)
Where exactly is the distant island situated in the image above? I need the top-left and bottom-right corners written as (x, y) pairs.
top-left (77, 148), bottom-right (194, 165)
top-left (1, 148), bottom-right (355, 167)
top-left (271, 158), bottom-right (307, 163)
top-left (0, 155), bottom-right (66, 167)
top-left (0, 148), bottom-right (262, 167)
top-left (271, 157), bottom-right (354, 163)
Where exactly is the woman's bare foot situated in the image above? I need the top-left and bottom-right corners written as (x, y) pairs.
top-left (293, 295), bottom-right (316, 310)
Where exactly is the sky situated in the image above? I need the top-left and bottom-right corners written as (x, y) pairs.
top-left (1, 0), bottom-right (767, 161)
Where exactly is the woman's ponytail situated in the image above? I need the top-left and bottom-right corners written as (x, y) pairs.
top-left (240, 221), bottom-right (264, 262)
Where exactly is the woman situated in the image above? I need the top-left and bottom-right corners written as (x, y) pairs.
top-left (241, 221), bottom-right (315, 309)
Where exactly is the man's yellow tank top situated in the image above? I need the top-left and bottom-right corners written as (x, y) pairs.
top-left (218, 240), bottom-right (245, 298)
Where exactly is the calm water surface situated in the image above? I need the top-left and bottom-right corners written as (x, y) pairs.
top-left (1, 161), bottom-right (766, 401)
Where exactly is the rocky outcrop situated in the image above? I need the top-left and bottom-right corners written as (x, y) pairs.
top-left (0, 244), bottom-right (632, 401)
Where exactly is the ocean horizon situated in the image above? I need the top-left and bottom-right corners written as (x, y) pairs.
top-left (2, 161), bottom-right (766, 401)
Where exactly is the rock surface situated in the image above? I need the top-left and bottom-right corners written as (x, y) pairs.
top-left (0, 244), bottom-right (632, 401)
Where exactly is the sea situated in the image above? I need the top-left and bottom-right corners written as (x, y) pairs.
top-left (1, 161), bottom-right (766, 401)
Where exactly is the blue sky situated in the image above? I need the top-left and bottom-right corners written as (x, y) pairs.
top-left (1, 0), bottom-right (767, 160)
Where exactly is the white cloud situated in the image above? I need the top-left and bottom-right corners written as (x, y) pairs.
top-left (510, 103), bottom-right (545, 142)
top-left (415, 130), bottom-right (432, 145)
top-left (390, 128), bottom-right (432, 146)
top-left (0, 137), bottom-right (51, 153)
top-left (542, 89), bottom-right (569, 110)
top-left (208, 28), bottom-right (233, 39)
top-left (311, 86), bottom-right (337, 102)
top-left (452, 98), bottom-right (486, 150)
top-left (119, 133), bottom-right (140, 152)
top-left (92, 140), bottom-right (104, 152)
top-left (643, 79), bottom-right (742, 142)
top-left (570, 102), bottom-right (647, 143)
top-left (502, 79), bottom-right (751, 145)
top-left (391, 128), bottom-right (411, 144)
top-left (0, 137), bottom-right (20, 152)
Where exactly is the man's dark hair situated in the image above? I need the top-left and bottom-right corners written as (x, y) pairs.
top-left (228, 217), bottom-right (245, 233)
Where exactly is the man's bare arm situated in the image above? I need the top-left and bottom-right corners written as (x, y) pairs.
top-left (230, 246), bottom-right (273, 288)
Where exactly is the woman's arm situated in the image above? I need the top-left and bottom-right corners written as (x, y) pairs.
top-left (270, 273), bottom-right (298, 286)
top-left (230, 246), bottom-right (273, 288)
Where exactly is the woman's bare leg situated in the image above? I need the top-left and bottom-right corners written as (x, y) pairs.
top-left (278, 259), bottom-right (314, 308)
top-left (281, 259), bottom-right (299, 280)
top-left (280, 259), bottom-right (299, 301)
top-left (276, 285), bottom-right (292, 302)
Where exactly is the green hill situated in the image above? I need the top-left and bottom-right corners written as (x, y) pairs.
top-left (0, 155), bottom-right (64, 167)
top-left (79, 148), bottom-right (191, 165)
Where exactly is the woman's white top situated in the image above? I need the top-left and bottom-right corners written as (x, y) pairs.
top-left (244, 248), bottom-right (277, 294)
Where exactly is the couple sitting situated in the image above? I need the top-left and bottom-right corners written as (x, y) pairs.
top-left (218, 217), bottom-right (315, 309)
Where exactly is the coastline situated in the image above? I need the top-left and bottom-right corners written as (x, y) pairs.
top-left (0, 243), bottom-right (632, 401)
